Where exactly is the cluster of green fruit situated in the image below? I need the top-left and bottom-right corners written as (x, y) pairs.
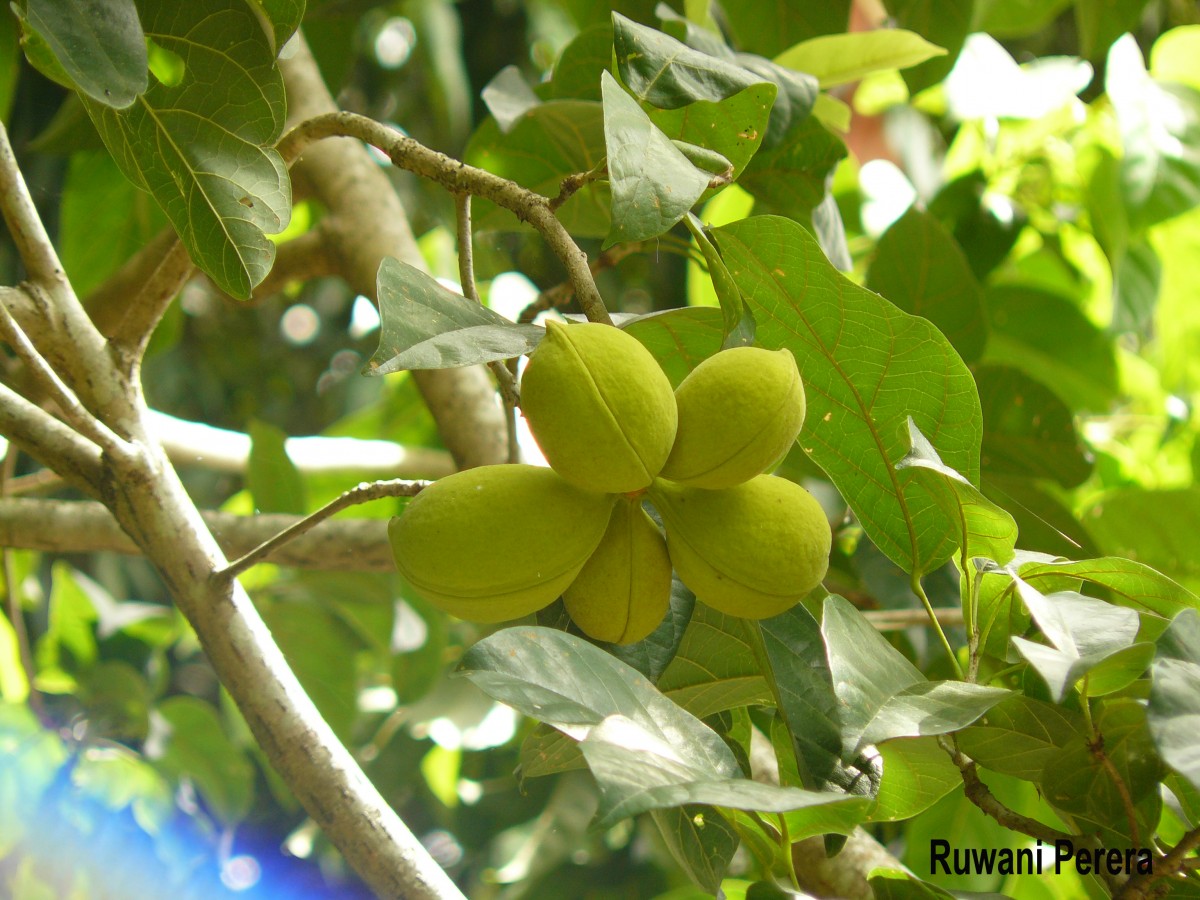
top-left (389, 321), bottom-right (831, 644)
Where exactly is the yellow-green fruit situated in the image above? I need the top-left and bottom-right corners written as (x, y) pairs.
top-left (389, 464), bottom-right (614, 623)
top-left (563, 497), bottom-right (672, 644)
top-left (649, 475), bottom-right (830, 619)
top-left (521, 320), bottom-right (678, 494)
top-left (660, 346), bottom-right (806, 490)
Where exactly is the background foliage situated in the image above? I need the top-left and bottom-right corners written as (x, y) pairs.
top-left (3, 0), bottom-right (1200, 897)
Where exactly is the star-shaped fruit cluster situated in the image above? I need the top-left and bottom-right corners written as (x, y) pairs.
top-left (388, 321), bottom-right (831, 644)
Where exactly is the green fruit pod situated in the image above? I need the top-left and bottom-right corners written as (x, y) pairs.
top-left (660, 346), bottom-right (806, 490)
top-left (521, 320), bottom-right (678, 494)
top-left (389, 464), bottom-right (614, 623)
top-left (563, 496), bottom-right (672, 645)
top-left (649, 475), bottom-right (830, 619)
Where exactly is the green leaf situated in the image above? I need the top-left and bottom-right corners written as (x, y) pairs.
top-left (1108, 34), bottom-right (1200, 230)
top-left (896, 418), bottom-right (1017, 566)
top-left (867, 208), bottom-right (987, 364)
top-left (518, 723), bottom-right (586, 780)
top-left (975, 0), bottom-right (1072, 39)
top-left (83, 0), bottom-right (291, 299)
top-left (247, 419), bottom-right (306, 515)
top-left (956, 694), bottom-right (1086, 782)
top-left (883, 0), bottom-right (973, 94)
top-left (657, 602), bottom-right (774, 718)
top-left (1041, 699), bottom-right (1164, 846)
top-left (982, 285), bottom-right (1118, 412)
top-left (602, 71), bottom-right (712, 246)
top-left (869, 738), bottom-right (961, 822)
top-left (732, 53), bottom-right (818, 150)
top-left (581, 716), bottom-right (869, 829)
top-left (622, 307), bottom-right (724, 387)
top-left (466, 100), bottom-right (609, 237)
top-left (859, 681), bottom-right (1008, 751)
top-left (1082, 488), bottom-right (1200, 592)
top-left (23, 0), bottom-right (147, 108)
top-left (59, 151), bottom-right (170, 298)
top-left (982, 475), bottom-right (1099, 560)
top-left (1012, 583), bottom-right (1144, 702)
top-left (774, 30), bottom-right (946, 89)
top-left (367, 257), bottom-right (542, 373)
top-left (1077, 0), bottom-right (1152, 60)
top-left (78, 660), bottom-right (152, 741)
top-left (1112, 238), bottom-right (1162, 334)
top-left (758, 605), bottom-right (848, 793)
top-left (481, 64), bottom-right (541, 133)
top-left (35, 562), bottom-right (99, 684)
top-left (548, 24), bottom-right (611, 102)
top-left (650, 806), bottom-right (738, 894)
top-left (459, 626), bottom-right (739, 769)
top-left (246, 0), bottom-right (305, 52)
top-left (262, 602), bottom-right (362, 742)
top-left (823, 595), bottom-right (923, 758)
top-left (604, 572), bottom-right (694, 682)
top-left (612, 13), bottom-right (761, 109)
top-left (73, 744), bottom-right (172, 834)
top-left (0, 12), bottom-right (18, 123)
top-left (152, 696), bottom-right (254, 824)
top-left (870, 868), bottom-right (1014, 899)
top-left (737, 117), bottom-right (846, 224)
top-left (1148, 610), bottom-right (1200, 792)
top-left (975, 366), bottom-right (1092, 488)
top-left (1019, 556), bottom-right (1200, 618)
top-left (721, 1), bottom-right (851, 55)
top-left (648, 82), bottom-right (776, 182)
top-left (682, 216), bottom-right (744, 341)
top-left (928, 171), bottom-right (1024, 281)
top-left (712, 216), bottom-right (982, 574)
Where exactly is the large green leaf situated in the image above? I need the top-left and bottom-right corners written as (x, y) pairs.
top-left (601, 70), bottom-right (711, 246)
top-left (368, 257), bottom-right (542, 373)
top-left (757, 606), bottom-right (847, 793)
top-left (896, 419), bottom-right (1017, 566)
top-left (712, 215), bottom-right (982, 574)
top-left (721, 1), bottom-right (851, 55)
top-left (956, 695), bottom-right (1086, 782)
top-left (22, 0), bottom-right (147, 108)
top-left (657, 602), bottom-right (773, 719)
top-left (647, 82), bottom-right (776, 183)
top-left (622, 307), bottom-right (724, 387)
top-left (1082, 488), bottom-right (1200, 592)
top-left (613, 13), bottom-right (761, 109)
top-left (1108, 34), bottom-right (1200, 230)
top-left (868, 737), bottom-right (961, 822)
top-left (1041, 699), bottom-right (1164, 847)
top-left (884, 0), bottom-right (973, 94)
top-left (774, 30), bottom-right (946, 89)
top-left (1019, 556), bottom-right (1200, 618)
top-left (83, 0), bottom-right (291, 299)
top-left (975, 366), bottom-right (1092, 488)
top-left (858, 681), bottom-right (1008, 751)
top-left (1148, 610), bottom-right (1200, 792)
top-left (548, 24), bottom-right (611, 101)
top-left (247, 0), bottom-right (305, 51)
top-left (650, 806), bottom-right (738, 894)
top-left (737, 117), bottom-right (846, 224)
top-left (867, 208), bottom-right (987, 364)
top-left (982, 285), bottom-right (1118, 412)
top-left (466, 100), bottom-right (609, 236)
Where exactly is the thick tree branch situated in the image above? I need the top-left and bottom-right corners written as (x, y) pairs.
top-left (280, 34), bottom-right (507, 471)
top-left (0, 498), bottom-right (396, 571)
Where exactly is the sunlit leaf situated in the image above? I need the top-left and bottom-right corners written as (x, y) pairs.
top-left (775, 30), bottom-right (946, 89)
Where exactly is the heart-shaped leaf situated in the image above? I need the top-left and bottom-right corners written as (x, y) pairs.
top-left (712, 216), bottom-right (982, 574)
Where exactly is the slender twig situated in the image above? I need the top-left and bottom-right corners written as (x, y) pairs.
top-left (488, 360), bottom-right (520, 408)
top-left (0, 448), bottom-right (44, 723)
top-left (0, 300), bottom-right (130, 455)
top-left (911, 572), bottom-right (964, 678)
top-left (455, 193), bottom-right (479, 304)
top-left (549, 159), bottom-right (607, 212)
top-left (863, 607), bottom-right (964, 631)
top-left (1117, 825), bottom-right (1200, 899)
top-left (277, 111), bottom-right (612, 327)
top-left (214, 478), bottom-right (429, 581)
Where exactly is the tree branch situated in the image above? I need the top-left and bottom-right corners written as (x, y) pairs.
top-left (280, 35), bottom-right (507, 471)
top-left (0, 382), bottom-right (103, 496)
top-left (1117, 825), bottom-right (1200, 899)
top-left (277, 110), bottom-right (612, 329)
top-left (0, 497), bottom-right (397, 571)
